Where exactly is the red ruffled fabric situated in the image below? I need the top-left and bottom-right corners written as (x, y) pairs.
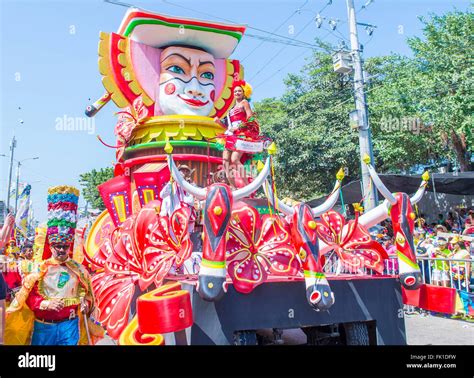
top-left (48, 202), bottom-right (78, 211)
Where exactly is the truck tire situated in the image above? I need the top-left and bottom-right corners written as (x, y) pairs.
top-left (233, 330), bottom-right (257, 345)
top-left (302, 325), bottom-right (342, 345)
top-left (344, 322), bottom-right (370, 345)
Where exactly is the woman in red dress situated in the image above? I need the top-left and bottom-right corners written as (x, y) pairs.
top-left (214, 81), bottom-right (259, 188)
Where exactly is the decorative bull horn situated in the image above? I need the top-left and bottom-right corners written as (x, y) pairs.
top-left (168, 156), bottom-right (271, 201)
top-left (363, 155), bottom-right (397, 205)
top-left (262, 180), bottom-right (295, 216)
top-left (263, 167), bottom-right (344, 218)
top-left (311, 180), bottom-right (342, 217)
top-left (357, 172), bottom-right (429, 230)
top-left (168, 155), bottom-right (207, 200)
top-left (233, 157), bottom-right (271, 200)
top-left (410, 171), bottom-right (429, 204)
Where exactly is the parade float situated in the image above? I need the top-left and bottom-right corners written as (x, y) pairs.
top-left (83, 8), bottom-right (430, 345)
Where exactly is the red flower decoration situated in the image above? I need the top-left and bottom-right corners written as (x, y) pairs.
top-left (226, 203), bottom-right (300, 293)
top-left (315, 211), bottom-right (388, 274)
top-left (114, 96), bottom-right (149, 144)
top-left (91, 203), bottom-right (192, 339)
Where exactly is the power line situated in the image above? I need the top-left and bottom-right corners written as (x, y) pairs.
top-left (241, 0), bottom-right (309, 62)
top-left (252, 28), bottom-right (338, 90)
top-left (244, 33), bottom-right (324, 50)
top-left (159, 0), bottom-right (340, 84)
top-left (357, 0), bottom-right (375, 13)
top-left (160, 0), bottom-right (319, 49)
top-left (248, 16), bottom-right (318, 82)
top-left (253, 49), bottom-right (312, 90)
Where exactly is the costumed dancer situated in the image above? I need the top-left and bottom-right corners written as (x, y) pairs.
top-left (3, 243), bottom-right (22, 303)
top-left (18, 238), bottom-right (39, 279)
top-left (0, 213), bottom-right (15, 345)
top-left (7, 186), bottom-right (94, 345)
top-left (2, 238), bottom-right (37, 303)
top-left (214, 80), bottom-right (259, 188)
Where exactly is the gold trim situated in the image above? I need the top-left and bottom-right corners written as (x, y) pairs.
top-left (130, 115), bottom-right (225, 145)
top-left (37, 275), bottom-right (82, 307)
top-left (98, 32), bottom-right (129, 108)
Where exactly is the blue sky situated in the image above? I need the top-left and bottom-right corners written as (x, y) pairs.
top-left (0, 0), bottom-right (471, 222)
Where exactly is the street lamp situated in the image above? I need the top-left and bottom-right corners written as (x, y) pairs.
top-left (15, 157), bottom-right (39, 213)
top-left (4, 117), bottom-right (23, 215)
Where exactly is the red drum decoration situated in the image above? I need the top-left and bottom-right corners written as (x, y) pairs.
top-left (119, 315), bottom-right (165, 346)
top-left (137, 282), bottom-right (193, 334)
top-left (98, 175), bottom-right (133, 226)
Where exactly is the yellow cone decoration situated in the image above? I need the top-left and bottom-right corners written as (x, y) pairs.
top-left (422, 171), bottom-right (430, 182)
top-left (336, 168), bottom-right (345, 181)
top-left (353, 203), bottom-right (364, 213)
top-left (267, 142), bottom-right (277, 155)
top-left (362, 154), bottom-right (371, 165)
top-left (256, 160), bottom-right (265, 172)
top-left (164, 140), bottom-right (173, 154)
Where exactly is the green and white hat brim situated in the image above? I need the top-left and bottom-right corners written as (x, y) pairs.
top-left (117, 9), bottom-right (246, 59)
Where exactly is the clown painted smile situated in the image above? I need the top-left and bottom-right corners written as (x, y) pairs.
top-left (157, 46), bottom-right (216, 116)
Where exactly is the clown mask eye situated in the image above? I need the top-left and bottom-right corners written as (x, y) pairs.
top-left (201, 72), bottom-right (214, 80)
top-left (167, 65), bottom-right (185, 75)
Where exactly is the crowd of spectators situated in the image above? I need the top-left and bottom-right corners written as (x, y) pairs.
top-left (378, 207), bottom-right (473, 291)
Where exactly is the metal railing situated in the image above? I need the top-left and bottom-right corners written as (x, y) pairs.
top-left (323, 254), bottom-right (473, 293)
top-left (416, 256), bottom-right (472, 292)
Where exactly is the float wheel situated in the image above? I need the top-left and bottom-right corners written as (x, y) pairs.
top-left (343, 322), bottom-right (370, 345)
top-left (233, 330), bottom-right (257, 345)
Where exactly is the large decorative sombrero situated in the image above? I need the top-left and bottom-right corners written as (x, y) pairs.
top-left (46, 185), bottom-right (80, 245)
top-left (117, 8), bottom-right (246, 59)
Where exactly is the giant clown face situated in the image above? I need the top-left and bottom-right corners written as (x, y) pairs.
top-left (157, 46), bottom-right (216, 116)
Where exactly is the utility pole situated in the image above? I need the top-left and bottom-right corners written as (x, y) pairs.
top-left (346, 0), bottom-right (378, 211)
top-left (6, 136), bottom-right (16, 214)
top-left (14, 161), bottom-right (21, 213)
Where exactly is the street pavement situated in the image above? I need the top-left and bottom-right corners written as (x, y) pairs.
top-left (96, 313), bottom-right (474, 345)
top-left (404, 313), bottom-right (474, 345)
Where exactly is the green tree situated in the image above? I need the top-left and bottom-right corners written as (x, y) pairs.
top-left (368, 11), bottom-right (473, 171)
top-left (365, 55), bottom-right (445, 172)
top-left (408, 11), bottom-right (473, 171)
top-left (79, 167), bottom-right (114, 210)
top-left (254, 10), bottom-right (472, 201)
top-left (254, 51), bottom-right (358, 200)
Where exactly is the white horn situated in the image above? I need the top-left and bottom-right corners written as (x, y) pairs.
top-left (364, 160), bottom-right (397, 205)
top-left (234, 157), bottom-right (271, 200)
top-left (410, 173), bottom-right (429, 205)
top-left (311, 180), bottom-right (341, 217)
top-left (167, 155), bottom-right (206, 200)
top-left (263, 180), bottom-right (295, 216)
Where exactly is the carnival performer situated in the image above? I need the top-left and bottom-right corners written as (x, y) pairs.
top-left (17, 238), bottom-right (39, 280)
top-left (3, 238), bottom-right (37, 300)
top-left (160, 165), bottom-right (196, 232)
top-left (214, 80), bottom-right (259, 188)
top-left (0, 213), bottom-right (15, 345)
top-left (6, 186), bottom-right (94, 345)
top-left (5, 238), bottom-right (20, 257)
